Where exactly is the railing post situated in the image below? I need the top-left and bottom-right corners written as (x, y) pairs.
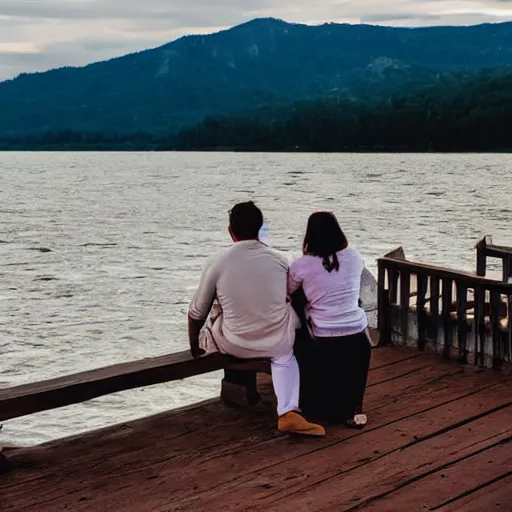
top-left (221, 369), bottom-right (261, 408)
top-left (507, 292), bottom-right (512, 363)
top-left (388, 268), bottom-right (399, 305)
top-left (504, 256), bottom-right (512, 283)
top-left (490, 291), bottom-right (502, 369)
top-left (475, 236), bottom-right (487, 277)
top-left (442, 279), bottom-right (454, 360)
top-left (416, 273), bottom-right (428, 351)
top-left (400, 270), bottom-right (411, 346)
top-left (428, 277), bottom-right (440, 346)
top-left (0, 450), bottom-right (12, 475)
top-left (456, 281), bottom-right (468, 364)
top-left (474, 285), bottom-right (486, 367)
top-left (377, 260), bottom-right (391, 345)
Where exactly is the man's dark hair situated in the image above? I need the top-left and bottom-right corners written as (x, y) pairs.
top-left (229, 201), bottom-right (264, 241)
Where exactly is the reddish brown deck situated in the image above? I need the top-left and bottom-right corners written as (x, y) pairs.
top-left (2, 346), bottom-right (511, 512)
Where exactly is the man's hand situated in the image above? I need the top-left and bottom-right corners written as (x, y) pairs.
top-left (190, 345), bottom-right (205, 359)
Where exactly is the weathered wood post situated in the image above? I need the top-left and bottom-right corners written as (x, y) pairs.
top-left (504, 255), bottom-right (512, 283)
top-left (221, 369), bottom-right (262, 408)
top-left (428, 277), bottom-right (440, 345)
top-left (416, 273), bottom-right (428, 350)
top-left (384, 247), bottom-right (405, 306)
top-left (475, 236), bottom-right (488, 277)
top-left (475, 235), bottom-right (512, 282)
top-left (400, 270), bottom-right (411, 346)
top-left (490, 291), bottom-right (503, 369)
top-left (0, 448), bottom-right (12, 474)
top-left (456, 281), bottom-right (468, 363)
top-left (377, 259), bottom-right (391, 346)
top-left (473, 285), bottom-right (486, 367)
top-left (441, 278), bottom-right (454, 360)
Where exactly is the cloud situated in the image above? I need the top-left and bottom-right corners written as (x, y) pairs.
top-left (0, 0), bottom-right (511, 81)
top-left (0, 42), bottom-right (40, 54)
top-left (360, 13), bottom-right (442, 23)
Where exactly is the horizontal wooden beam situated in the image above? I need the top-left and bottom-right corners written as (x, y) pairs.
top-left (482, 246), bottom-right (512, 258)
top-left (0, 351), bottom-right (270, 422)
top-left (475, 236), bottom-right (512, 258)
top-left (378, 257), bottom-right (512, 293)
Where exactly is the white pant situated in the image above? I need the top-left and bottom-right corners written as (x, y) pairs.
top-left (199, 303), bottom-right (300, 417)
top-left (271, 352), bottom-right (300, 417)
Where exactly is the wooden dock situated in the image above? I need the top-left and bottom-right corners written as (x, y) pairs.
top-left (2, 346), bottom-right (511, 512)
top-left (2, 237), bottom-right (511, 511)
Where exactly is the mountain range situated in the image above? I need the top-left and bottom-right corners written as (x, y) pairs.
top-left (1, 18), bottom-right (512, 138)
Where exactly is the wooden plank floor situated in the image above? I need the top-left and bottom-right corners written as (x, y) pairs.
top-left (2, 347), bottom-right (511, 512)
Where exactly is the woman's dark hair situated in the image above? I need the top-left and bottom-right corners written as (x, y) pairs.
top-left (229, 201), bottom-right (264, 240)
top-left (302, 211), bottom-right (348, 272)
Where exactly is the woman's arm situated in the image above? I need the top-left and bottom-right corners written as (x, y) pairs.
top-left (287, 271), bottom-right (302, 295)
top-left (287, 257), bottom-right (304, 296)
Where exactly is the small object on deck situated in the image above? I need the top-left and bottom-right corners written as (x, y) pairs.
top-left (346, 413), bottom-right (368, 429)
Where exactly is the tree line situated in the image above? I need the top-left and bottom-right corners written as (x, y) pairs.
top-left (2, 71), bottom-right (511, 152)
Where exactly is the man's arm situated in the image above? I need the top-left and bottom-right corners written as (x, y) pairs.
top-left (188, 315), bottom-right (206, 358)
top-left (188, 257), bottom-right (218, 358)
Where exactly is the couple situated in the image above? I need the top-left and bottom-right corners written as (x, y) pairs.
top-left (188, 201), bottom-right (371, 437)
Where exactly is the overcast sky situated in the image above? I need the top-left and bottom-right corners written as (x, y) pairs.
top-left (1, 0), bottom-right (511, 81)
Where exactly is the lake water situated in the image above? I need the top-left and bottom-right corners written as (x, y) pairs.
top-left (1, 152), bottom-right (511, 445)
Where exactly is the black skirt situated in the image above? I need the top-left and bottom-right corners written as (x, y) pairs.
top-left (294, 325), bottom-right (372, 424)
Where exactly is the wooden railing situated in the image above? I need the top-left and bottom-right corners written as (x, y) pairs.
top-left (378, 249), bottom-right (512, 369)
top-left (476, 236), bottom-right (512, 282)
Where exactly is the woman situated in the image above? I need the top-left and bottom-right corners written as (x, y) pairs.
top-left (288, 211), bottom-right (371, 428)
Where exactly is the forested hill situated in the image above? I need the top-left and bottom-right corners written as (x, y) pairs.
top-left (3, 70), bottom-right (512, 152)
top-left (1, 18), bottom-right (512, 138)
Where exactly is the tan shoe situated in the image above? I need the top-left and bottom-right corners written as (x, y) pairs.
top-left (278, 411), bottom-right (326, 437)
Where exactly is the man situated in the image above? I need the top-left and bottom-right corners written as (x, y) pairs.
top-left (188, 201), bottom-right (325, 437)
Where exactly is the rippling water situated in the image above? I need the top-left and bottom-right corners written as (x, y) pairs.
top-left (1, 152), bottom-right (510, 445)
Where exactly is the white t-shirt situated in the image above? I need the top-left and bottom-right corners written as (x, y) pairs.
top-left (189, 240), bottom-right (300, 358)
top-left (288, 247), bottom-right (368, 338)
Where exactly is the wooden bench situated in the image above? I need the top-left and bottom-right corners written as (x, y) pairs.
top-left (0, 351), bottom-right (270, 473)
top-left (0, 352), bottom-right (270, 424)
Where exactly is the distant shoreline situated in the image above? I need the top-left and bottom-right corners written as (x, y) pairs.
top-left (1, 147), bottom-right (511, 153)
